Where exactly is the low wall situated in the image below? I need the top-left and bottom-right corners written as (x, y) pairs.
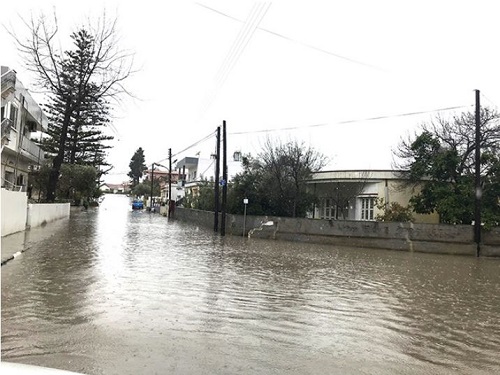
top-left (174, 207), bottom-right (500, 257)
top-left (27, 203), bottom-right (71, 229)
top-left (1, 189), bottom-right (28, 236)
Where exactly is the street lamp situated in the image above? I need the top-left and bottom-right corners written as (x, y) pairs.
top-left (150, 163), bottom-right (155, 212)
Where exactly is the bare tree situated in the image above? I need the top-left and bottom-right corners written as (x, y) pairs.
top-left (8, 11), bottom-right (136, 201)
top-left (259, 137), bottom-right (328, 217)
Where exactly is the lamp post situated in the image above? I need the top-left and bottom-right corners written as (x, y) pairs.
top-left (243, 198), bottom-right (248, 237)
top-left (474, 89), bottom-right (481, 256)
top-left (168, 148), bottom-right (172, 218)
top-left (150, 163), bottom-right (154, 212)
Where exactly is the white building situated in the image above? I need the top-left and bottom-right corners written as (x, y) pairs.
top-left (2, 67), bottom-right (50, 236)
top-left (1, 67), bottom-right (48, 192)
top-left (307, 170), bottom-right (439, 223)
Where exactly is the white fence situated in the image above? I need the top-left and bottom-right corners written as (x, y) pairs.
top-left (1, 188), bottom-right (71, 236)
top-left (1, 188), bottom-right (27, 236)
top-left (27, 203), bottom-right (70, 229)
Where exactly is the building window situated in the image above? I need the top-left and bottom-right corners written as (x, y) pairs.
top-left (9, 104), bottom-right (18, 129)
top-left (320, 198), bottom-right (337, 219)
top-left (360, 197), bottom-right (375, 221)
top-left (16, 174), bottom-right (24, 186)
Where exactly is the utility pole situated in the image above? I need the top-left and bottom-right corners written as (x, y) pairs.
top-left (214, 126), bottom-right (221, 232)
top-left (168, 148), bottom-right (172, 218)
top-left (474, 89), bottom-right (481, 256)
top-left (150, 163), bottom-right (154, 212)
top-left (221, 121), bottom-right (228, 236)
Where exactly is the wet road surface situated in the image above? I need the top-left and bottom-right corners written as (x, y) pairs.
top-left (2, 194), bottom-right (500, 374)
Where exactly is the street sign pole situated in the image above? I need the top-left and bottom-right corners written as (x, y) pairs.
top-left (243, 198), bottom-right (248, 237)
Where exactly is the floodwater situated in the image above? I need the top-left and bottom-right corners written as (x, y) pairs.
top-left (2, 194), bottom-right (500, 375)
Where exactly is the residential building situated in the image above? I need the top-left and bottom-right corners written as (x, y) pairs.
top-left (1, 66), bottom-right (48, 193)
top-left (307, 170), bottom-right (439, 223)
top-left (102, 182), bottom-right (131, 194)
top-left (143, 167), bottom-right (179, 203)
top-left (175, 154), bottom-right (242, 204)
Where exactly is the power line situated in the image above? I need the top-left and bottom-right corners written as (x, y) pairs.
top-left (229, 105), bottom-right (471, 135)
top-left (196, 2), bottom-right (383, 71)
top-left (480, 92), bottom-right (499, 109)
top-left (201, 158), bottom-right (215, 176)
top-left (155, 130), bottom-right (216, 164)
top-left (197, 3), bottom-right (271, 120)
top-left (217, 3), bottom-right (271, 87)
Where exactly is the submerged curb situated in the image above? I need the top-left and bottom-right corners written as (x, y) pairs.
top-left (1, 248), bottom-right (29, 266)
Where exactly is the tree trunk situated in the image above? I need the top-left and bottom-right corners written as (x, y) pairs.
top-left (46, 100), bottom-right (73, 202)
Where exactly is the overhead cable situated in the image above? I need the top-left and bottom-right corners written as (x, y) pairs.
top-left (197, 3), bottom-right (271, 120)
top-left (155, 130), bottom-right (216, 164)
top-left (229, 105), bottom-right (472, 135)
top-left (196, 2), bottom-right (383, 71)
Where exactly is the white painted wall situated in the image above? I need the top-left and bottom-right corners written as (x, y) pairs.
top-left (1, 188), bottom-right (28, 236)
top-left (27, 203), bottom-right (70, 228)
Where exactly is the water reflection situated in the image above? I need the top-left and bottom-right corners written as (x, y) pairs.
top-left (2, 194), bottom-right (500, 374)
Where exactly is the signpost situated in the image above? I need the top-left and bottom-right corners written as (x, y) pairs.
top-left (243, 198), bottom-right (248, 237)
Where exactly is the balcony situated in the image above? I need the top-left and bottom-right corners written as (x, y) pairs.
top-left (20, 135), bottom-right (43, 162)
top-left (1, 68), bottom-right (16, 98)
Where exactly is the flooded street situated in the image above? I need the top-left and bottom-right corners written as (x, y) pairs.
top-left (2, 194), bottom-right (500, 374)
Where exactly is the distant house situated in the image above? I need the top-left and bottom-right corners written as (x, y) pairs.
top-left (1, 66), bottom-right (48, 192)
top-left (307, 170), bottom-right (439, 223)
top-left (142, 167), bottom-right (179, 203)
top-left (102, 182), bottom-right (130, 194)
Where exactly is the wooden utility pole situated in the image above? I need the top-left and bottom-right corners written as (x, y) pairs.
top-left (214, 126), bottom-right (221, 232)
top-left (168, 148), bottom-right (172, 218)
top-left (474, 89), bottom-right (481, 256)
top-left (221, 120), bottom-right (228, 236)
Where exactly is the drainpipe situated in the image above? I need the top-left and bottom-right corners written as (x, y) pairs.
top-left (385, 179), bottom-right (389, 209)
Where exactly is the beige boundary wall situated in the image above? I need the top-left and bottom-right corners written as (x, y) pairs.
top-left (174, 207), bottom-right (500, 257)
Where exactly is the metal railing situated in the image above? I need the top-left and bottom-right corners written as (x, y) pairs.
top-left (20, 135), bottom-right (42, 161)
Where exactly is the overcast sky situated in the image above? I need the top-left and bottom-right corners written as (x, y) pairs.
top-left (2, 1), bottom-right (500, 183)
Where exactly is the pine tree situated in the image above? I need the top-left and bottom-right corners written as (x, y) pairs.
top-left (14, 11), bottom-right (135, 201)
top-left (128, 148), bottom-right (147, 187)
top-left (39, 30), bottom-right (116, 198)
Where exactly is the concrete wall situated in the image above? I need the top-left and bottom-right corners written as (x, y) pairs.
top-left (27, 203), bottom-right (70, 229)
top-left (174, 207), bottom-right (500, 257)
top-left (1, 189), bottom-right (28, 236)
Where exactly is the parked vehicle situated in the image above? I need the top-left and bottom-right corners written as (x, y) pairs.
top-left (132, 199), bottom-right (144, 210)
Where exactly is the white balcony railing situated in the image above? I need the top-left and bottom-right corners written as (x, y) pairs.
top-left (20, 135), bottom-right (43, 162)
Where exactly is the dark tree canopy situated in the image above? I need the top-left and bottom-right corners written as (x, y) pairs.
top-left (184, 139), bottom-right (327, 218)
top-left (128, 147), bottom-right (147, 187)
top-left (185, 180), bottom-right (217, 212)
top-left (227, 138), bottom-right (328, 218)
top-left (394, 108), bottom-right (500, 225)
top-left (227, 155), bottom-right (266, 215)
